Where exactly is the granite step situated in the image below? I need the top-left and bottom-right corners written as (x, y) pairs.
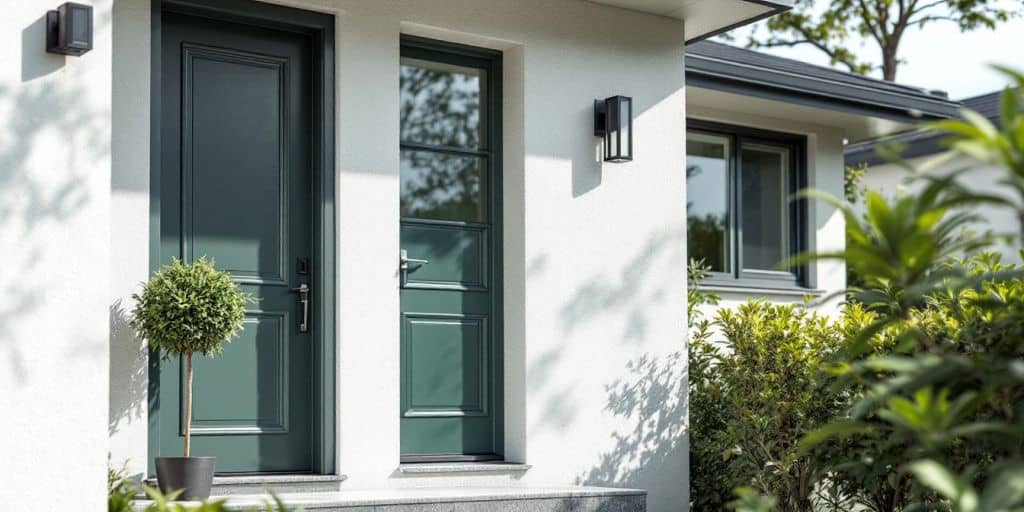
top-left (134, 485), bottom-right (646, 511)
top-left (141, 474), bottom-right (347, 496)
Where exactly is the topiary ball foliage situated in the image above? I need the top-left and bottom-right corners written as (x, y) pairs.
top-left (131, 257), bottom-right (251, 359)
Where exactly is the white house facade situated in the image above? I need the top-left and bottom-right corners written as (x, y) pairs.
top-left (0, 1), bottom-right (961, 511)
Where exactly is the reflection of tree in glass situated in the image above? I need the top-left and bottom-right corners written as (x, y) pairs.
top-left (400, 151), bottom-right (483, 222)
top-left (400, 63), bottom-right (482, 148)
top-left (687, 213), bottom-right (728, 272)
top-left (686, 164), bottom-right (728, 271)
top-left (400, 62), bottom-right (486, 221)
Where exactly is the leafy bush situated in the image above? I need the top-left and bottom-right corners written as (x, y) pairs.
top-left (790, 67), bottom-right (1024, 511)
top-left (108, 460), bottom-right (137, 512)
top-left (131, 257), bottom-right (251, 457)
top-left (139, 486), bottom-right (299, 512)
top-left (687, 260), bottom-right (740, 510)
top-left (688, 255), bottom-right (854, 511)
top-left (131, 257), bottom-right (249, 359)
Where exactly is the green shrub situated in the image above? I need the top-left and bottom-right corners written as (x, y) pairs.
top-left (792, 68), bottom-right (1024, 512)
top-left (139, 485), bottom-right (300, 512)
top-left (131, 257), bottom-right (249, 359)
top-left (688, 258), bottom-right (854, 512)
top-left (687, 260), bottom-right (740, 511)
top-left (108, 460), bottom-right (137, 512)
top-left (131, 257), bottom-right (251, 457)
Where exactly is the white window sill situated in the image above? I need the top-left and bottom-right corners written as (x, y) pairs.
top-left (698, 284), bottom-right (825, 297)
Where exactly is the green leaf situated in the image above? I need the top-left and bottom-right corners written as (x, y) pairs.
top-left (907, 460), bottom-right (972, 506)
top-left (978, 461), bottom-right (1024, 512)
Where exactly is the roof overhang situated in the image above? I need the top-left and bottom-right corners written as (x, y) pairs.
top-left (689, 87), bottom-right (924, 141)
top-left (587, 0), bottom-right (793, 43)
top-left (686, 51), bottom-right (961, 125)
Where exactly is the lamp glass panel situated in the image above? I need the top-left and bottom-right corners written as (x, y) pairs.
top-left (70, 6), bottom-right (90, 45)
top-left (618, 97), bottom-right (630, 158)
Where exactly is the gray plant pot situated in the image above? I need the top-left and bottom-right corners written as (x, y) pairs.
top-left (155, 456), bottom-right (216, 501)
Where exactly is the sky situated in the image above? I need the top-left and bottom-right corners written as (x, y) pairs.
top-left (720, 2), bottom-right (1024, 100)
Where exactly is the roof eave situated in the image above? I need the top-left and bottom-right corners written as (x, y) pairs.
top-left (684, 1), bottom-right (791, 45)
top-left (685, 53), bottom-right (961, 123)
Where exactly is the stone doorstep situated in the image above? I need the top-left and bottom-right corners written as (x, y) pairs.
top-left (133, 486), bottom-right (647, 511)
top-left (397, 462), bottom-right (532, 474)
top-left (141, 474), bottom-right (348, 496)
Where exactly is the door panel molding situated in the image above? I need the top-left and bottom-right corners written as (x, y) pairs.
top-left (400, 221), bottom-right (489, 292)
top-left (401, 312), bottom-right (489, 418)
top-left (181, 43), bottom-right (291, 286)
top-left (183, 311), bottom-right (291, 436)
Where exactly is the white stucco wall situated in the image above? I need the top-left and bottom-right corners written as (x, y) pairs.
top-left (686, 100), bottom-right (848, 317)
top-left (0, 1), bottom-right (113, 509)
top-left (105, 1), bottom-right (688, 511)
top-left (859, 154), bottom-right (1021, 263)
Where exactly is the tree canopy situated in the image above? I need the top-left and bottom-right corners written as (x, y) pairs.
top-left (746, 0), bottom-right (1020, 81)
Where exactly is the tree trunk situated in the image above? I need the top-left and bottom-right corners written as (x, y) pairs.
top-left (882, 46), bottom-right (898, 81)
top-left (184, 352), bottom-right (193, 457)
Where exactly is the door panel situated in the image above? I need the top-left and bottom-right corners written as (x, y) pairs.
top-left (399, 40), bottom-right (502, 460)
top-left (400, 221), bottom-right (487, 290)
top-left (157, 11), bottom-right (313, 473)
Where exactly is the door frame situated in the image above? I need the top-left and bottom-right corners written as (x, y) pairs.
top-left (398, 35), bottom-right (504, 462)
top-left (147, 0), bottom-right (336, 475)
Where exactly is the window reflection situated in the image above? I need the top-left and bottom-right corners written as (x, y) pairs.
top-left (741, 143), bottom-right (789, 271)
top-left (401, 150), bottom-right (485, 222)
top-left (400, 58), bottom-right (485, 149)
top-left (686, 133), bottom-right (731, 272)
top-left (400, 58), bottom-right (488, 223)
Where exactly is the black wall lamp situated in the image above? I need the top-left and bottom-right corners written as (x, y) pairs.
top-left (46, 2), bottom-right (93, 56)
top-left (594, 95), bottom-right (633, 163)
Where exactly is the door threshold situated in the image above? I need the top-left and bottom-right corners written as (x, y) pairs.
top-left (398, 462), bottom-right (530, 474)
top-left (144, 473), bottom-right (347, 496)
top-left (400, 454), bottom-right (504, 464)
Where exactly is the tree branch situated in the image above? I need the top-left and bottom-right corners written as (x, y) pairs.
top-left (858, 0), bottom-right (885, 46)
top-left (906, 15), bottom-right (957, 26)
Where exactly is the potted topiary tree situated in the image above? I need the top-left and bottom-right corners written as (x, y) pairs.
top-left (131, 257), bottom-right (250, 500)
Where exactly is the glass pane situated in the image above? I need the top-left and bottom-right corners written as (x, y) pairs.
top-left (740, 143), bottom-right (790, 271)
top-left (401, 150), bottom-right (486, 222)
top-left (686, 132), bottom-right (731, 273)
top-left (400, 57), bottom-right (485, 149)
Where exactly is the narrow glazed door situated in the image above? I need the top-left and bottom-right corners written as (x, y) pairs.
top-left (155, 10), bottom-right (314, 473)
top-left (398, 39), bottom-right (503, 461)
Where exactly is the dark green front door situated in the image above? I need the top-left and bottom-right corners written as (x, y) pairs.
top-left (399, 38), bottom-right (503, 461)
top-left (155, 9), bottom-right (314, 473)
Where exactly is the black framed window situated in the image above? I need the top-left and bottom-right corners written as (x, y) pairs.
top-left (686, 120), bottom-right (807, 288)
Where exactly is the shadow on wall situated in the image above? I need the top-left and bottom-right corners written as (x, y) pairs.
top-left (559, 232), bottom-right (681, 342)
top-left (522, 229), bottom-right (688, 509)
top-left (109, 300), bottom-right (147, 437)
top-left (0, 12), bottom-right (111, 384)
top-left (576, 352), bottom-right (688, 503)
top-left (21, 14), bottom-right (65, 81)
top-left (526, 229), bottom-right (685, 431)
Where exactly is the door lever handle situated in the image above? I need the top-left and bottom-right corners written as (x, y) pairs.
top-left (291, 283), bottom-right (310, 333)
top-left (400, 249), bottom-right (429, 271)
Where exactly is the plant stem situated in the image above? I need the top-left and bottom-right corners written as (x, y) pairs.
top-left (184, 352), bottom-right (193, 458)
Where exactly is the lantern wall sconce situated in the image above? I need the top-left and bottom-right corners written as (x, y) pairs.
top-left (46, 2), bottom-right (93, 57)
top-left (594, 95), bottom-right (633, 163)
